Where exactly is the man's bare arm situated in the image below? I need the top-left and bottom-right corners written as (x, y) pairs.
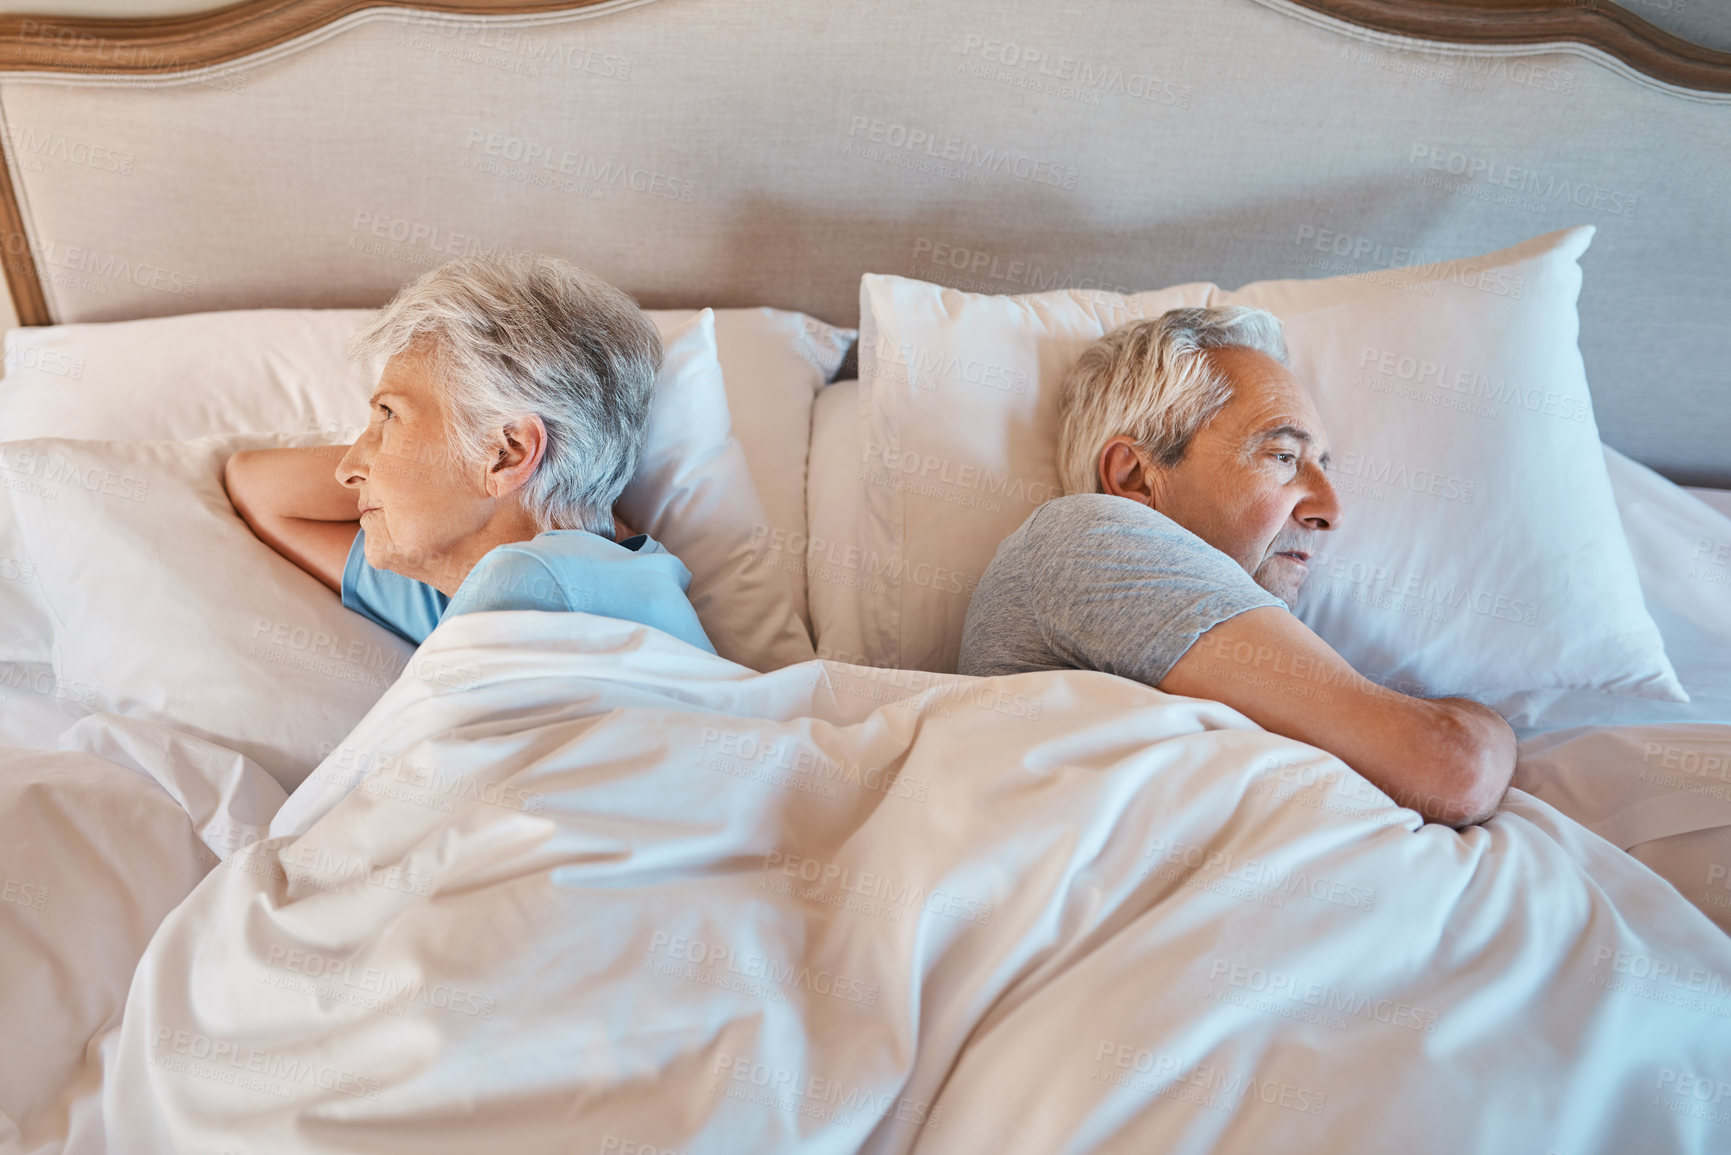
top-left (224, 446), bottom-right (360, 593)
top-left (1159, 606), bottom-right (1515, 827)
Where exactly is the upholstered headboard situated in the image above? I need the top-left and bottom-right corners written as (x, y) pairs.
top-left (0, 0), bottom-right (1726, 483)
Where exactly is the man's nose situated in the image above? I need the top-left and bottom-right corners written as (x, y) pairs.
top-left (1300, 464), bottom-right (1342, 531)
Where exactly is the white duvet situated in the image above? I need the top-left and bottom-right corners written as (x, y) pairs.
top-left (50, 610), bottom-right (1722, 1154)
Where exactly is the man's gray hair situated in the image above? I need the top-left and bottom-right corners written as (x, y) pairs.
top-left (1056, 306), bottom-right (1288, 497)
top-left (350, 254), bottom-right (661, 535)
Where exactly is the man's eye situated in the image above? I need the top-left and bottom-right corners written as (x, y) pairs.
top-left (1273, 452), bottom-right (1296, 465)
top-left (376, 404), bottom-right (394, 420)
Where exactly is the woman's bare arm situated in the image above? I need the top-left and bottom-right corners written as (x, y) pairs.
top-left (227, 445), bottom-right (645, 592)
top-left (224, 446), bottom-right (359, 593)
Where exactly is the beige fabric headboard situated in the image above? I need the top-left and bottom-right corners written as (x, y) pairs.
top-left (1, 0), bottom-right (1726, 483)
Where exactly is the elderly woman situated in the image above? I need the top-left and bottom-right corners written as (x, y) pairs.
top-left (224, 255), bottom-right (714, 654)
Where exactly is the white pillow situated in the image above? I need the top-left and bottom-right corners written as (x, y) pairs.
top-left (849, 227), bottom-right (1684, 705)
top-left (0, 432), bottom-right (413, 789)
top-left (0, 307), bottom-right (837, 672)
top-left (0, 315), bottom-right (807, 784)
top-left (618, 310), bottom-right (814, 672)
top-left (805, 379), bottom-right (873, 666)
top-left (853, 278), bottom-right (1214, 672)
top-left (0, 308), bottom-right (381, 444)
top-left (646, 308), bottom-right (855, 629)
top-left (0, 304), bottom-right (855, 636)
top-left (1495, 448), bottom-right (1731, 732)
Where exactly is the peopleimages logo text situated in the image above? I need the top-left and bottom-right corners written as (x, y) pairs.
top-left (1407, 144), bottom-right (1638, 218)
top-left (847, 116), bottom-right (1079, 189)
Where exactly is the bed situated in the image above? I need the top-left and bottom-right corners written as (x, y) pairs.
top-left (1, 1), bottom-right (1729, 1152)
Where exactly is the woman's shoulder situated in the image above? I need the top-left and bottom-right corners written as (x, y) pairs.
top-left (505, 529), bottom-right (677, 564)
top-left (479, 530), bottom-right (691, 588)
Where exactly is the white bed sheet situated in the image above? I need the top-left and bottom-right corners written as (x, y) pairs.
top-left (2, 421), bottom-right (1727, 1152)
top-left (0, 737), bottom-right (218, 1154)
top-left (1516, 724), bottom-right (1731, 935)
top-left (1687, 487), bottom-right (1731, 521)
top-left (91, 611), bottom-right (1731, 1154)
top-left (1501, 454), bottom-right (1731, 933)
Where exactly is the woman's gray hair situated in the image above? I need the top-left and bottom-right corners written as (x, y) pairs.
top-left (1056, 306), bottom-right (1288, 497)
top-left (350, 253), bottom-right (662, 535)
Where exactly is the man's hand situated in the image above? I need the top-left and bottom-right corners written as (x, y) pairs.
top-left (224, 446), bottom-right (361, 592)
top-left (1160, 606), bottom-right (1515, 827)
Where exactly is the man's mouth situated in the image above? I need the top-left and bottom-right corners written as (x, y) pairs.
top-left (1277, 551), bottom-right (1310, 566)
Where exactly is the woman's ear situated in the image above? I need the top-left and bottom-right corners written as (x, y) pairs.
top-left (1098, 435), bottom-right (1160, 508)
top-left (482, 414), bottom-right (548, 499)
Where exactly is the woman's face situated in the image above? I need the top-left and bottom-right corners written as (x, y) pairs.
top-left (335, 347), bottom-right (498, 591)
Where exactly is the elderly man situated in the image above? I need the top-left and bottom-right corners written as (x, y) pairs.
top-left (958, 307), bottom-right (1513, 827)
top-left (224, 254), bottom-right (713, 654)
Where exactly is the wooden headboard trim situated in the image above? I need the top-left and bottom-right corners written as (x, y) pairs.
top-left (1287, 0), bottom-right (1731, 94)
top-left (0, 147), bottom-right (48, 328)
top-left (0, 0), bottom-right (1722, 86)
top-left (0, 0), bottom-right (618, 75)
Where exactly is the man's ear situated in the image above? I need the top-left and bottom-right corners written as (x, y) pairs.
top-left (1098, 435), bottom-right (1161, 508)
top-left (482, 414), bottom-right (548, 499)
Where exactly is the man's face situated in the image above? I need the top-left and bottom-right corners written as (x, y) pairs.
top-left (1146, 347), bottom-right (1341, 606)
top-left (335, 347), bottom-right (494, 589)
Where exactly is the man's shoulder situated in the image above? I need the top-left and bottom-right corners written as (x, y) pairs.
top-left (979, 494), bottom-right (1189, 609)
top-left (1031, 492), bottom-right (1173, 529)
top-left (994, 492), bottom-right (1264, 613)
top-left (1013, 493), bottom-right (1191, 555)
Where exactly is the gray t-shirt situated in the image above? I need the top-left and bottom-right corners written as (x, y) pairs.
top-left (957, 493), bottom-right (1285, 685)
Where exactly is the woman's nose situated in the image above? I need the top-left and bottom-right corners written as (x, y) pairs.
top-left (335, 437), bottom-right (371, 487)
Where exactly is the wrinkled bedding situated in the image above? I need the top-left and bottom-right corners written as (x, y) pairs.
top-left (40, 610), bottom-right (1725, 1154)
